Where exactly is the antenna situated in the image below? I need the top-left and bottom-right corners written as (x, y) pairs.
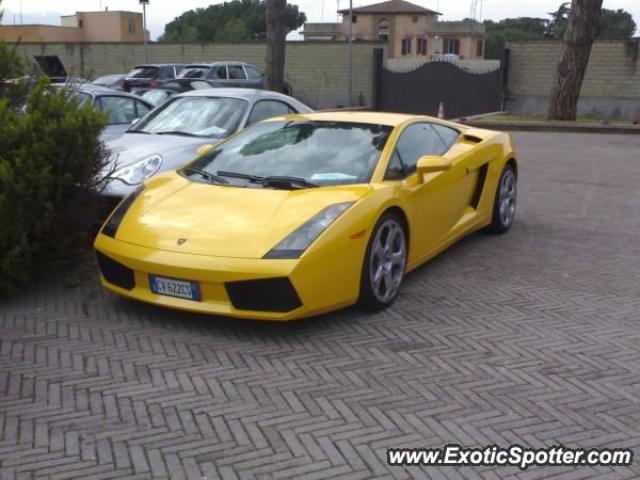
top-left (470, 0), bottom-right (485, 21)
top-left (470, 0), bottom-right (478, 19)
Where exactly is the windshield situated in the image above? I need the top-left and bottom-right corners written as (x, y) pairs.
top-left (142, 89), bottom-right (172, 106)
top-left (131, 96), bottom-right (248, 137)
top-left (71, 91), bottom-right (93, 108)
top-left (187, 121), bottom-right (393, 187)
top-left (178, 66), bottom-right (210, 79)
top-left (127, 66), bottom-right (158, 78)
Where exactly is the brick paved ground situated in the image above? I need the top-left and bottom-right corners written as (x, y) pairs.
top-left (1, 132), bottom-right (640, 479)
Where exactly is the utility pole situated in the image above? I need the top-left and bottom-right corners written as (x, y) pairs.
top-left (140, 0), bottom-right (149, 63)
top-left (348, 0), bottom-right (353, 107)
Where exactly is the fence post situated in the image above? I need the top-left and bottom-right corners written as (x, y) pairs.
top-left (372, 48), bottom-right (384, 111)
top-left (500, 47), bottom-right (511, 112)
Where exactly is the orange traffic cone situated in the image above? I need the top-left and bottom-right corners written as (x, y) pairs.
top-left (437, 102), bottom-right (445, 119)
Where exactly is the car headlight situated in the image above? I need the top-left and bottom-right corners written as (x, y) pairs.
top-left (264, 202), bottom-right (354, 259)
top-left (111, 154), bottom-right (162, 185)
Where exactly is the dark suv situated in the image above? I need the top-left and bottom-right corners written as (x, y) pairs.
top-left (122, 64), bottom-right (185, 93)
top-left (170, 62), bottom-right (293, 96)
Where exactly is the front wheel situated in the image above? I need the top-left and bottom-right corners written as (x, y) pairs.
top-left (358, 212), bottom-right (407, 311)
top-left (488, 164), bottom-right (517, 234)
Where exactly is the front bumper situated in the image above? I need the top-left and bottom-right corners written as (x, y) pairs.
top-left (94, 233), bottom-right (361, 321)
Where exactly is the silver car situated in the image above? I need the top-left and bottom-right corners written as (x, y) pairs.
top-left (71, 85), bottom-right (155, 142)
top-left (102, 88), bottom-right (312, 198)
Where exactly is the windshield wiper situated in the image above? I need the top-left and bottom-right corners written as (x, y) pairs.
top-left (155, 131), bottom-right (201, 137)
top-left (215, 171), bottom-right (318, 189)
top-left (262, 176), bottom-right (318, 189)
top-left (217, 170), bottom-right (264, 183)
top-left (183, 167), bottom-right (228, 185)
top-left (127, 130), bottom-right (150, 134)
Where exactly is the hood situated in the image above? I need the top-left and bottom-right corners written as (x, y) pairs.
top-left (34, 55), bottom-right (67, 79)
top-left (104, 133), bottom-right (216, 174)
top-left (115, 173), bottom-right (371, 259)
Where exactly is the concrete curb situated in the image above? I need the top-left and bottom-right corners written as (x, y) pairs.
top-left (461, 120), bottom-right (640, 134)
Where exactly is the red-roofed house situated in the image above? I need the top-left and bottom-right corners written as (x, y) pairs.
top-left (302, 0), bottom-right (486, 60)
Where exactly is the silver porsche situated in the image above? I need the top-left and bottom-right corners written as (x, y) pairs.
top-left (102, 88), bottom-right (312, 198)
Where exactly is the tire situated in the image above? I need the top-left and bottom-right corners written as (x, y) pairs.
top-left (488, 163), bottom-right (517, 234)
top-left (358, 211), bottom-right (408, 312)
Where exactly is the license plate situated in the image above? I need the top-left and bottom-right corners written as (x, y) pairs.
top-left (149, 275), bottom-right (200, 301)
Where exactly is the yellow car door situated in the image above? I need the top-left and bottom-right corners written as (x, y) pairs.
top-left (388, 122), bottom-right (477, 263)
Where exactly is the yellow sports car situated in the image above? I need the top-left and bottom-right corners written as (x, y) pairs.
top-left (94, 112), bottom-right (518, 321)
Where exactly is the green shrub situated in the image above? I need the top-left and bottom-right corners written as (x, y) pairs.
top-left (0, 79), bottom-right (107, 294)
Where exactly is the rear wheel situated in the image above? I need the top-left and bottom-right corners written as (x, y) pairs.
top-left (359, 212), bottom-right (407, 311)
top-left (488, 164), bottom-right (517, 234)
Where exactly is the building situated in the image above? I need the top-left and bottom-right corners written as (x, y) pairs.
top-left (302, 0), bottom-right (486, 60)
top-left (0, 10), bottom-right (145, 43)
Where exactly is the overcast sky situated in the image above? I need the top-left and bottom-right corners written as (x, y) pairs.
top-left (2, 0), bottom-right (639, 40)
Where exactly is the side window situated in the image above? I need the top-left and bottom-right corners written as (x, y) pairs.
top-left (247, 100), bottom-right (294, 125)
top-left (395, 123), bottom-right (447, 175)
top-left (384, 150), bottom-right (406, 180)
top-left (228, 65), bottom-right (246, 80)
top-left (98, 96), bottom-right (137, 125)
top-left (136, 100), bottom-right (152, 118)
top-left (209, 66), bottom-right (228, 79)
top-left (431, 124), bottom-right (459, 151)
top-left (245, 65), bottom-right (263, 80)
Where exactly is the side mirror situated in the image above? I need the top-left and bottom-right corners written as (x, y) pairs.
top-left (415, 155), bottom-right (452, 182)
top-left (197, 144), bottom-right (215, 157)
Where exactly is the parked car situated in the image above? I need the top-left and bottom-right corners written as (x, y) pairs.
top-left (71, 85), bottom-right (155, 141)
top-left (170, 62), bottom-right (293, 95)
top-left (101, 88), bottom-right (312, 198)
top-left (122, 64), bottom-right (186, 93)
top-left (140, 79), bottom-right (214, 106)
top-left (33, 55), bottom-right (88, 86)
top-left (94, 111), bottom-right (518, 321)
top-left (92, 74), bottom-right (127, 90)
top-left (140, 88), bottom-right (176, 107)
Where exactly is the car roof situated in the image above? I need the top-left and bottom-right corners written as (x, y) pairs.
top-left (75, 84), bottom-right (151, 100)
top-left (267, 111), bottom-right (448, 127)
top-left (182, 62), bottom-right (255, 68)
top-left (176, 88), bottom-right (291, 102)
top-left (132, 64), bottom-right (184, 68)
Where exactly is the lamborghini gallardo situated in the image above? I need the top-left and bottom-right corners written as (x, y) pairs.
top-left (94, 112), bottom-right (518, 320)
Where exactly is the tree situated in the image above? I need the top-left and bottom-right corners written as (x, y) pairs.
top-left (482, 3), bottom-right (635, 59)
top-left (0, 0), bottom-right (24, 82)
top-left (548, 0), bottom-right (603, 121)
top-left (597, 9), bottom-right (636, 37)
top-left (159, 0), bottom-right (306, 43)
top-left (547, 4), bottom-right (636, 39)
top-left (483, 17), bottom-right (549, 59)
top-left (265, 0), bottom-right (286, 93)
top-left (547, 2), bottom-right (571, 38)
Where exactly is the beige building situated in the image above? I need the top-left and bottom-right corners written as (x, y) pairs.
top-left (302, 0), bottom-right (486, 60)
top-left (0, 10), bottom-right (145, 43)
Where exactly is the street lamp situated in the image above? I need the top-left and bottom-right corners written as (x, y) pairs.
top-left (139, 0), bottom-right (149, 63)
top-left (348, 0), bottom-right (353, 107)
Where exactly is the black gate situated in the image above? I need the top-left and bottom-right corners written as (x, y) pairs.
top-left (373, 49), bottom-right (508, 119)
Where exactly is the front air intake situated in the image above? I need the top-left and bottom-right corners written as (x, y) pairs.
top-left (95, 251), bottom-right (135, 290)
top-left (225, 278), bottom-right (302, 312)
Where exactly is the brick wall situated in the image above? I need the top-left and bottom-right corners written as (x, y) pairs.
top-left (12, 41), bottom-right (382, 110)
top-left (507, 39), bottom-right (640, 119)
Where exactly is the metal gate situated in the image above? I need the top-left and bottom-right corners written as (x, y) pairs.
top-left (373, 49), bottom-right (508, 119)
